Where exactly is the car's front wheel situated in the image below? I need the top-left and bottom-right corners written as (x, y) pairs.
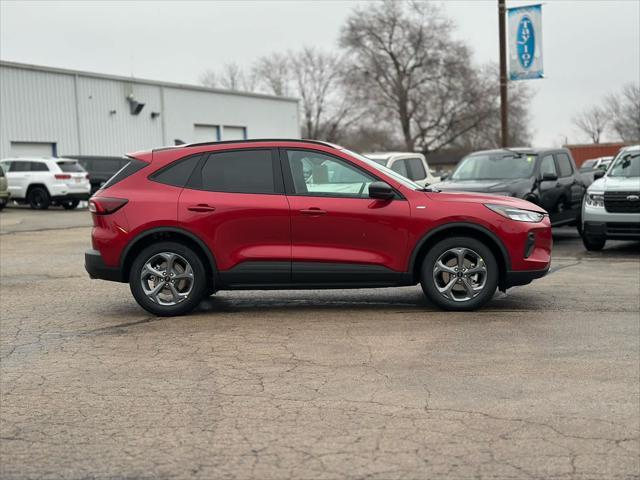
top-left (27, 187), bottom-right (50, 210)
top-left (421, 236), bottom-right (499, 311)
top-left (582, 233), bottom-right (606, 251)
top-left (129, 242), bottom-right (207, 316)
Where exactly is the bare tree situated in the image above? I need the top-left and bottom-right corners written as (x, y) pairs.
top-left (606, 83), bottom-right (640, 142)
top-left (200, 62), bottom-right (255, 91)
top-left (573, 105), bottom-right (610, 144)
top-left (252, 53), bottom-right (291, 97)
top-left (340, 1), bottom-right (498, 153)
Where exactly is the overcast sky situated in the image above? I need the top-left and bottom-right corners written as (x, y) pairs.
top-left (1, 0), bottom-right (639, 147)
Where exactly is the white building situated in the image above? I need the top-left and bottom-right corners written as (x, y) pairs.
top-left (0, 61), bottom-right (300, 159)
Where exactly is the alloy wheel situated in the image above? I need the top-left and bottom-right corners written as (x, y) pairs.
top-left (432, 247), bottom-right (488, 302)
top-left (140, 252), bottom-right (194, 306)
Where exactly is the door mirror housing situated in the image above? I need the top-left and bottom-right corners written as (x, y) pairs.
top-left (540, 172), bottom-right (558, 182)
top-left (368, 181), bottom-right (395, 200)
top-left (593, 170), bottom-right (606, 180)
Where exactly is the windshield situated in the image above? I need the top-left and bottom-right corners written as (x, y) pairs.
top-left (451, 153), bottom-right (537, 180)
top-left (608, 151), bottom-right (640, 178)
top-left (342, 149), bottom-right (423, 190)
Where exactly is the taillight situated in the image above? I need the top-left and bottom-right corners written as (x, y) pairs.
top-left (89, 197), bottom-right (128, 215)
top-left (55, 174), bottom-right (71, 180)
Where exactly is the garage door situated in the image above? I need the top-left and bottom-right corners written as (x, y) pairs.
top-left (222, 126), bottom-right (246, 141)
top-left (10, 142), bottom-right (56, 157)
top-left (193, 125), bottom-right (220, 143)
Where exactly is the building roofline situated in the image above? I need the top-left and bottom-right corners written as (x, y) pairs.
top-left (0, 59), bottom-right (300, 103)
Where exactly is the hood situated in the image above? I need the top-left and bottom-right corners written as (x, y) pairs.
top-left (425, 190), bottom-right (546, 214)
top-left (589, 175), bottom-right (640, 192)
top-left (431, 178), bottom-right (531, 195)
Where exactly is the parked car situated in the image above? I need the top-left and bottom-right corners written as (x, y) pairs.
top-left (579, 156), bottom-right (613, 173)
top-left (365, 152), bottom-right (440, 186)
top-left (0, 157), bottom-right (90, 209)
top-left (0, 165), bottom-right (10, 210)
top-left (581, 145), bottom-right (640, 250)
top-left (85, 139), bottom-right (552, 316)
top-left (75, 157), bottom-right (129, 194)
top-left (431, 148), bottom-right (590, 227)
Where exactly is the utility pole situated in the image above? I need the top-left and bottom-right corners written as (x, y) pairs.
top-left (498, 0), bottom-right (509, 147)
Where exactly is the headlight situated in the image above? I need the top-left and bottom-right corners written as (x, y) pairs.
top-left (585, 192), bottom-right (605, 208)
top-left (485, 204), bottom-right (545, 223)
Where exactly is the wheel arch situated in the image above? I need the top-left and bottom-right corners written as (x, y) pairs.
top-left (121, 227), bottom-right (218, 291)
top-left (26, 183), bottom-right (51, 196)
top-left (409, 222), bottom-right (511, 289)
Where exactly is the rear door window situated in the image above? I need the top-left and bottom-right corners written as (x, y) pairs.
top-left (555, 153), bottom-right (574, 177)
top-left (406, 157), bottom-right (427, 181)
top-left (151, 155), bottom-right (201, 188)
top-left (30, 162), bottom-right (49, 172)
top-left (199, 149), bottom-right (276, 194)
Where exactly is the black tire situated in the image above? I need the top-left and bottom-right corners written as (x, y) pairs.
top-left (61, 199), bottom-right (80, 210)
top-left (420, 236), bottom-right (499, 311)
top-left (27, 187), bottom-right (50, 210)
top-left (582, 233), bottom-right (606, 251)
top-left (129, 241), bottom-right (207, 316)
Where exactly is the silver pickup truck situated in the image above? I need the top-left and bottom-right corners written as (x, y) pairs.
top-left (581, 145), bottom-right (640, 250)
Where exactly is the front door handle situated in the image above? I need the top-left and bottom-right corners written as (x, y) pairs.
top-left (187, 204), bottom-right (216, 213)
top-left (299, 208), bottom-right (327, 216)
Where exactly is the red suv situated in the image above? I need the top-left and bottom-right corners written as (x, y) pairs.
top-left (85, 140), bottom-right (552, 316)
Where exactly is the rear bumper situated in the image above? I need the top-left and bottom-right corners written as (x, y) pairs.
top-left (53, 192), bottom-right (91, 201)
top-left (583, 221), bottom-right (640, 240)
top-left (85, 249), bottom-right (124, 282)
top-left (502, 266), bottom-right (549, 289)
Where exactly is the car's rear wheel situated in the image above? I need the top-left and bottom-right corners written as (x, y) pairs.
top-left (582, 233), bottom-right (606, 251)
top-left (61, 199), bottom-right (80, 210)
top-left (129, 242), bottom-right (207, 316)
top-left (421, 236), bottom-right (498, 311)
top-left (28, 187), bottom-right (50, 210)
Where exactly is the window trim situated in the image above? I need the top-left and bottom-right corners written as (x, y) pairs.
top-left (279, 147), bottom-right (405, 200)
top-left (184, 147), bottom-right (285, 196)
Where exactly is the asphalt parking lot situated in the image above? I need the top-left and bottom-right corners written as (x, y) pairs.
top-left (1, 207), bottom-right (639, 480)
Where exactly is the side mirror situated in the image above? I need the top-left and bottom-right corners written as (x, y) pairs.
top-left (440, 173), bottom-right (449, 181)
top-left (540, 172), bottom-right (558, 182)
top-left (594, 170), bottom-right (605, 179)
top-left (369, 181), bottom-right (395, 200)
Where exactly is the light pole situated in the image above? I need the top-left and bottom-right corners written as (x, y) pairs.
top-left (498, 0), bottom-right (509, 147)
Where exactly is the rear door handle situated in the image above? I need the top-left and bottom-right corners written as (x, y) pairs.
top-left (299, 208), bottom-right (327, 216)
top-left (187, 204), bottom-right (216, 212)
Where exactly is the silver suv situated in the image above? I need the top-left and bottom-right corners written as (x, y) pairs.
top-left (581, 145), bottom-right (640, 250)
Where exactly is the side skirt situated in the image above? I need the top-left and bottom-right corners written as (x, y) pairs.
top-left (218, 261), bottom-right (415, 290)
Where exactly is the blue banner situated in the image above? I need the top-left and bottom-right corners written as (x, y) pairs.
top-left (508, 4), bottom-right (544, 80)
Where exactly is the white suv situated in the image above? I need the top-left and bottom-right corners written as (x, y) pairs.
top-left (0, 157), bottom-right (91, 210)
top-left (365, 152), bottom-right (440, 186)
top-left (581, 145), bottom-right (640, 250)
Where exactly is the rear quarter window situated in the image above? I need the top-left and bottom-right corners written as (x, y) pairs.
top-left (30, 162), bottom-right (50, 172)
top-left (150, 155), bottom-right (201, 188)
top-left (100, 159), bottom-right (148, 190)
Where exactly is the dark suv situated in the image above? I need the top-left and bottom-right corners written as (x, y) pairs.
top-left (85, 140), bottom-right (552, 316)
top-left (433, 148), bottom-right (590, 227)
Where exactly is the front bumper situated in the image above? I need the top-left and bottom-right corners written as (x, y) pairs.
top-left (583, 221), bottom-right (640, 241)
top-left (85, 249), bottom-right (124, 282)
top-left (502, 267), bottom-right (550, 289)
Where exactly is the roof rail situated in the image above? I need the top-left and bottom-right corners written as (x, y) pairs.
top-left (182, 138), bottom-right (336, 149)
